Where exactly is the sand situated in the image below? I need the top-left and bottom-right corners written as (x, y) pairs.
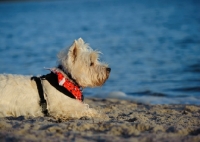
top-left (0, 98), bottom-right (200, 142)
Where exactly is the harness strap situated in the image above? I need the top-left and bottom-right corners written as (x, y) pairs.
top-left (31, 76), bottom-right (49, 116)
top-left (41, 72), bottom-right (84, 102)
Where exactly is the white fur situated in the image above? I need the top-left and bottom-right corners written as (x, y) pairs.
top-left (0, 38), bottom-right (110, 120)
top-left (58, 38), bottom-right (109, 87)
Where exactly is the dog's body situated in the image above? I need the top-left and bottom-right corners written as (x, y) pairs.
top-left (0, 38), bottom-right (110, 120)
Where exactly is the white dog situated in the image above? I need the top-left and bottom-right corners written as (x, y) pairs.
top-left (0, 38), bottom-right (111, 121)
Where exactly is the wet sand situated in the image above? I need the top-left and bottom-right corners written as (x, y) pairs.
top-left (0, 98), bottom-right (200, 142)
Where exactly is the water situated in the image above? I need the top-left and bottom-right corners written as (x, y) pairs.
top-left (0, 0), bottom-right (200, 104)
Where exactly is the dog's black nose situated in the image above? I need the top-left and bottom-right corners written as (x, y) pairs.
top-left (106, 68), bottom-right (111, 72)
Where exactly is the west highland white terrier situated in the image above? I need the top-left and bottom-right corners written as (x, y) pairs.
top-left (0, 38), bottom-right (111, 120)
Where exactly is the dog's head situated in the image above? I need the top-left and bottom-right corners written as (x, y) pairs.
top-left (58, 38), bottom-right (111, 88)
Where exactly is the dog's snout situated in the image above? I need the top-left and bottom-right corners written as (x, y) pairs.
top-left (106, 68), bottom-right (111, 73)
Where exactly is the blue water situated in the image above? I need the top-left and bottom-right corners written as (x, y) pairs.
top-left (0, 0), bottom-right (200, 104)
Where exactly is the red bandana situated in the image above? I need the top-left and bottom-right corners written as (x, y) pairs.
top-left (49, 68), bottom-right (83, 101)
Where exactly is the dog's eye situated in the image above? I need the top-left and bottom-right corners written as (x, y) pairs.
top-left (90, 62), bottom-right (94, 66)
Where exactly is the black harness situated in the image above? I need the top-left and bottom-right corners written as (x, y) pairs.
top-left (31, 76), bottom-right (49, 116)
top-left (31, 71), bottom-right (84, 116)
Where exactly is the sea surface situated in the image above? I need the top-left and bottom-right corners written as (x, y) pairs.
top-left (0, 0), bottom-right (200, 104)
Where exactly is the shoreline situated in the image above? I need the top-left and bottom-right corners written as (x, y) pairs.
top-left (0, 98), bottom-right (200, 142)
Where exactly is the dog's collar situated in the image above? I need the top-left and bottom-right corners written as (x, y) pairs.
top-left (48, 68), bottom-right (83, 101)
top-left (57, 65), bottom-right (81, 88)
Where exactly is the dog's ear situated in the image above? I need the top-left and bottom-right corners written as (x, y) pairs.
top-left (77, 38), bottom-right (84, 43)
top-left (68, 40), bottom-right (79, 63)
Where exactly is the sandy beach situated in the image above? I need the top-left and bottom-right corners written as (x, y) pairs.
top-left (0, 98), bottom-right (200, 142)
